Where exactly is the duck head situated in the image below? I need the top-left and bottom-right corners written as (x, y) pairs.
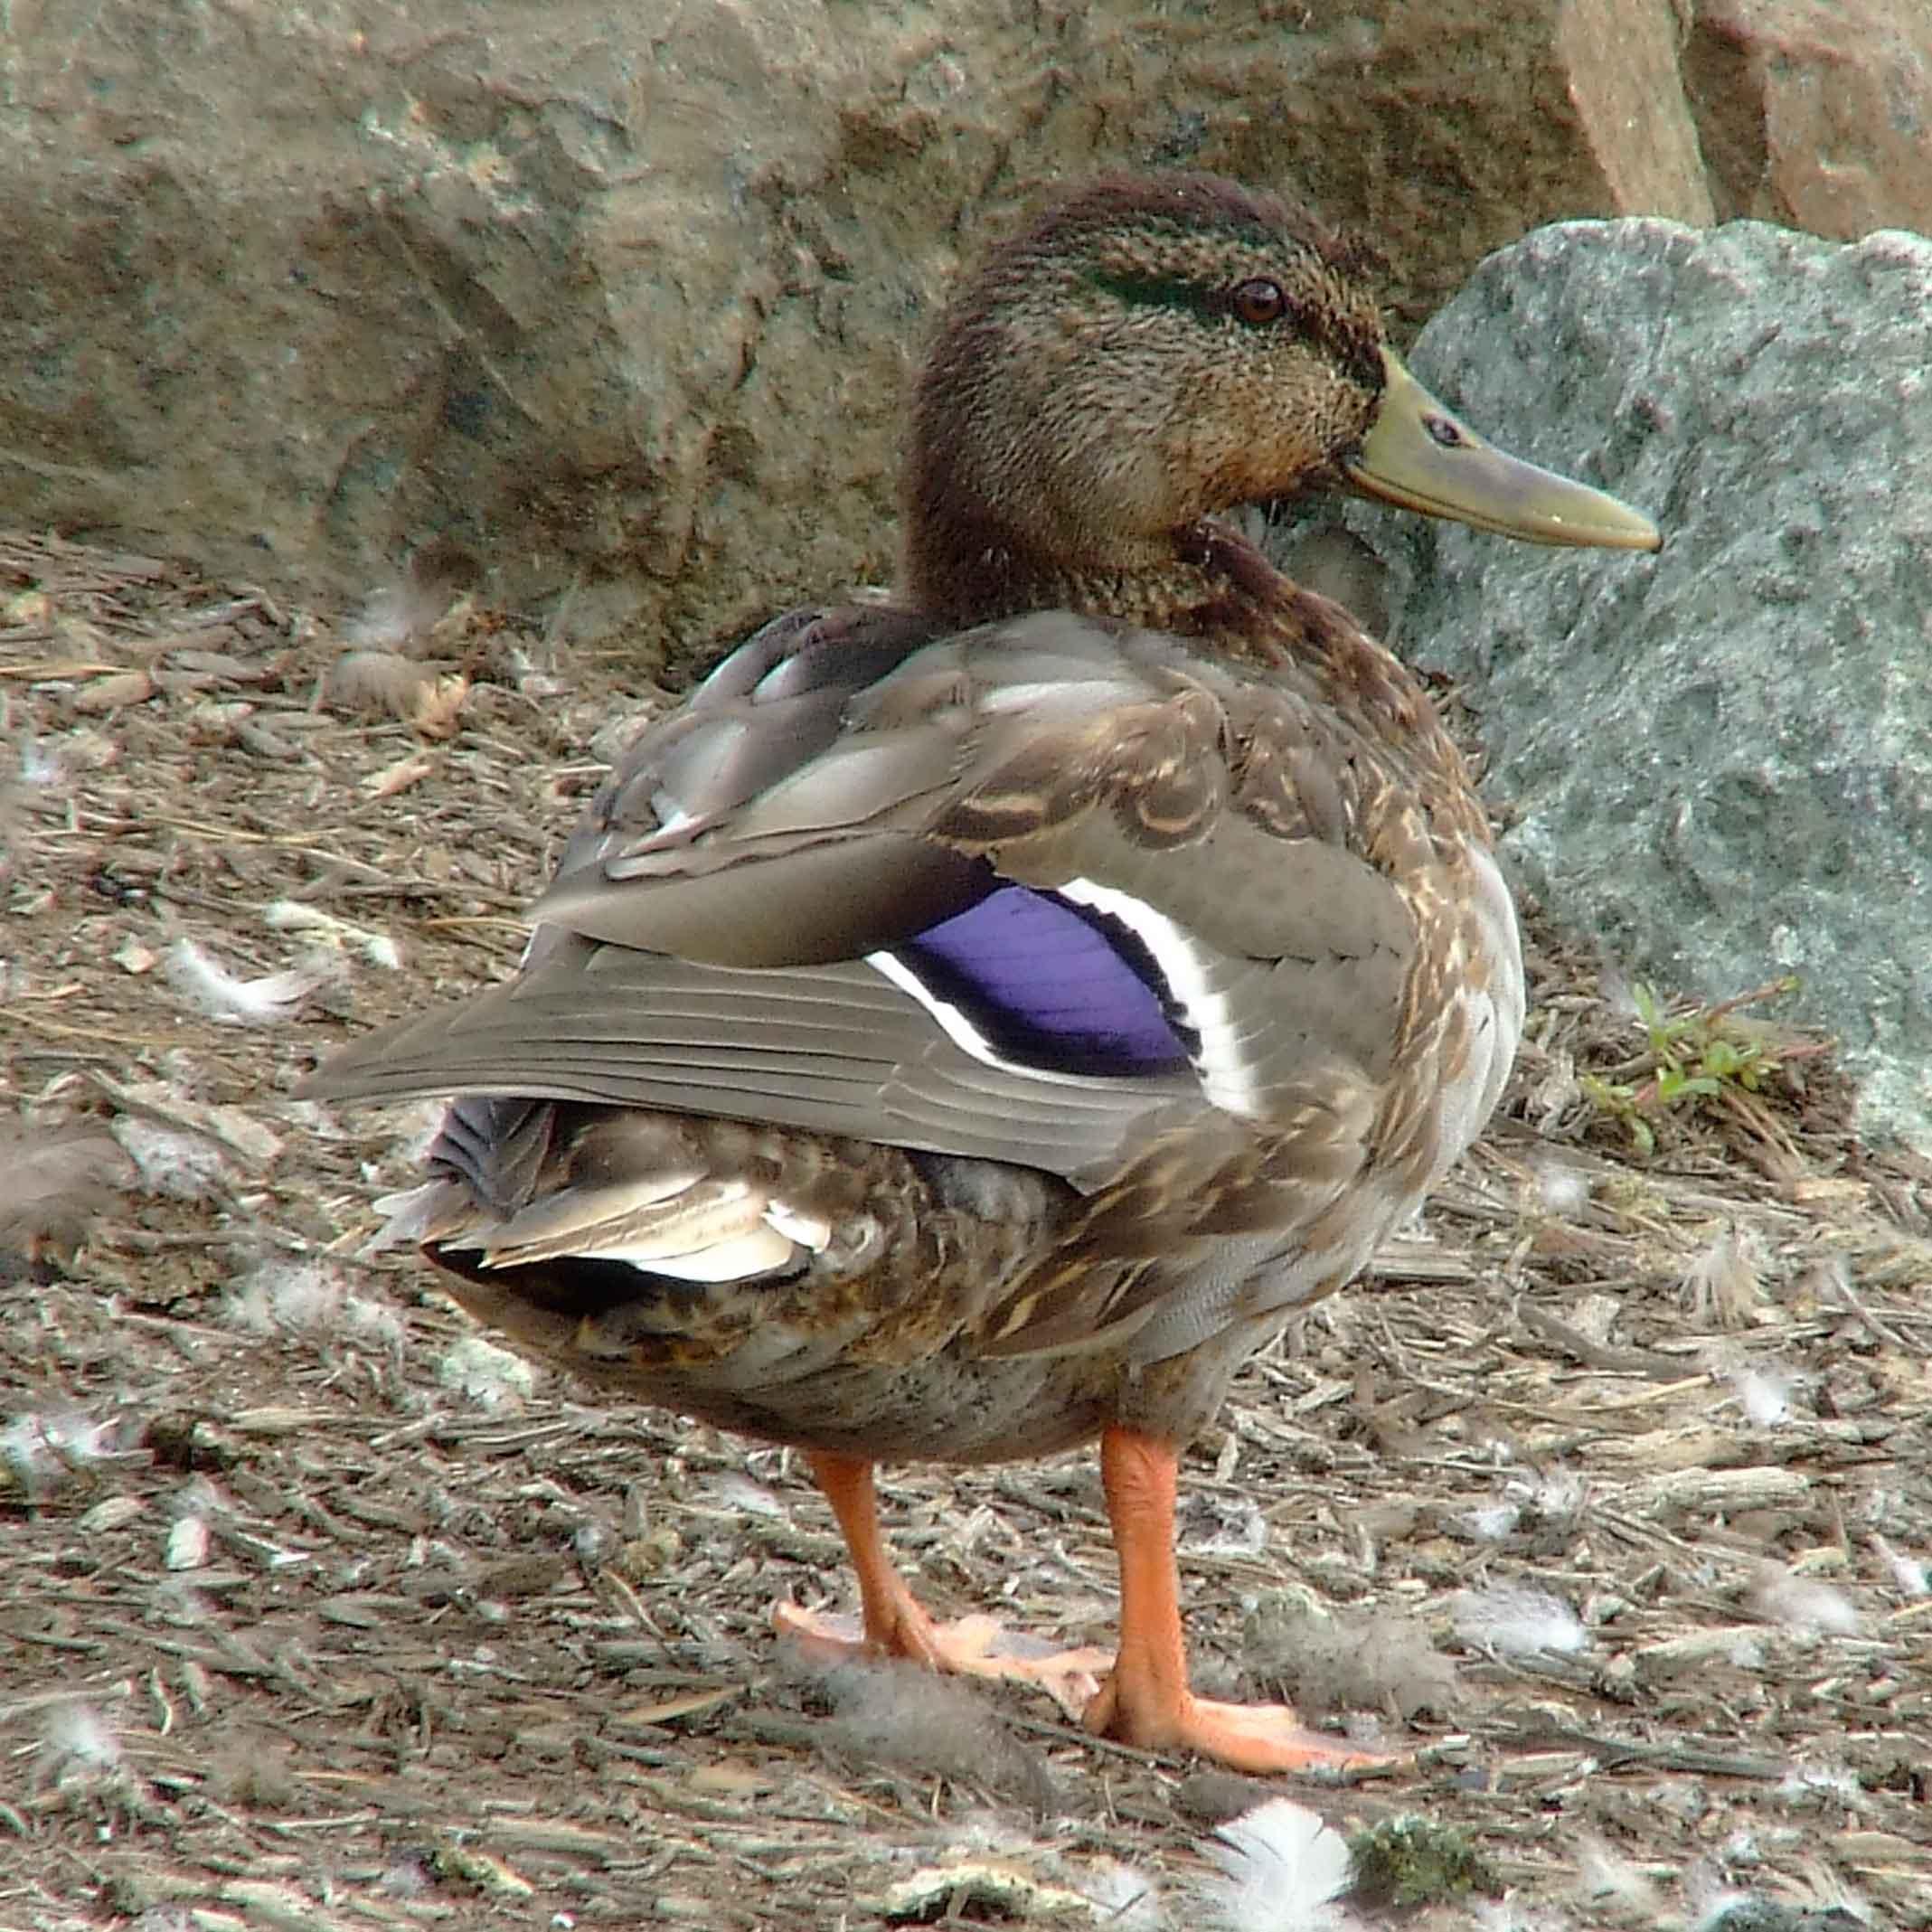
top-left (902, 172), bottom-right (1658, 625)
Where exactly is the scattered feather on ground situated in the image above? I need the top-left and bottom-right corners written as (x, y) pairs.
top-left (1451, 1586), bottom-right (1588, 1658)
top-left (1200, 1798), bottom-right (1354, 1932)
top-left (164, 935), bottom-right (338, 1026)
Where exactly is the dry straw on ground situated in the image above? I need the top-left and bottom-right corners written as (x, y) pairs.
top-left (3, 532), bottom-right (1927, 1929)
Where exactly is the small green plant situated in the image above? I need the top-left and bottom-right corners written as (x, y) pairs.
top-left (1347, 1814), bottom-right (1498, 1908)
top-left (1579, 975), bottom-right (1805, 1155)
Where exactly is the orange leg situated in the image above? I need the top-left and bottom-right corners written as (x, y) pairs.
top-left (772, 1451), bottom-right (1110, 1716)
top-left (1079, 1426), bottom-right (1397, 1775)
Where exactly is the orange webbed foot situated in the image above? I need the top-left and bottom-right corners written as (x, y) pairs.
top-left (773, 1598), bottom-right (1111, 1718)
top-left (1080, 1674), bottom-right (1401, 1775)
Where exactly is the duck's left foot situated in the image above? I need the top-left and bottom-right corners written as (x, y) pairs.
top-left (774, 1599), bottom-right (1111, 1716)
top-left (1080, 1676), bottom-right (1401, 1775)
top-left (784, 1450), bottom-right (1110, 1715)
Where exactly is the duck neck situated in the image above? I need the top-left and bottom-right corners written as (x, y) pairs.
top-left (900, 511), bottom-right (1294, 661)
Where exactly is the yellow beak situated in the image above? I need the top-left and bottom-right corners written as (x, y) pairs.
top-left (1343, 349), bottom-right (1662, 551)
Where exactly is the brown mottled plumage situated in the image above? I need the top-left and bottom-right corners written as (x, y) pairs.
top-left (300, 173), bottom-right (1658, 1772)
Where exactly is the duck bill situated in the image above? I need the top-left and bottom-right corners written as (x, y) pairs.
top-left (1342, 349), bottom-right (1661, 551)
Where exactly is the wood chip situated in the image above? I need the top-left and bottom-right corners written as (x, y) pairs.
top-left (72, 667), bottom-right (156, 712)
top-left (363, 751), bottom-right (437, 797)
top-left (611, 1687), bottom-right (741, 1729)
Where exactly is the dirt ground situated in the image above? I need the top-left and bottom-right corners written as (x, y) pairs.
top-left (3, 530), bottom-right (1928, 1930)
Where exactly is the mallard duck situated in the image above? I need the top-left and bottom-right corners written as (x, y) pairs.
top-left (300, 173), bottom-right (1658, 1773)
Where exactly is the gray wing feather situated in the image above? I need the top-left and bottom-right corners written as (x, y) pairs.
top-left (301, 943), bottom-right (1191, 1188)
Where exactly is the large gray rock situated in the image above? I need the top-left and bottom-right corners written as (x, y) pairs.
top-left (0, 0), bottom-right (1717, 653)
top-left (1343, 218), bottom-right (1932, 1152)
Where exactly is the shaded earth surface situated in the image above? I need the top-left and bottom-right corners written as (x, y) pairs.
top-left (3, 532), bottom-right (1928, 1929)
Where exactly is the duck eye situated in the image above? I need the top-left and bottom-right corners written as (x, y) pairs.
top-left (1425, 414), bottom-right (1465, 449)
top-left (1230, 278), bottom-right (1286, 327)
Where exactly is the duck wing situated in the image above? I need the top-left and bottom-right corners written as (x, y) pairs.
top-left (299, 600), bottom-right (1418, 1194)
